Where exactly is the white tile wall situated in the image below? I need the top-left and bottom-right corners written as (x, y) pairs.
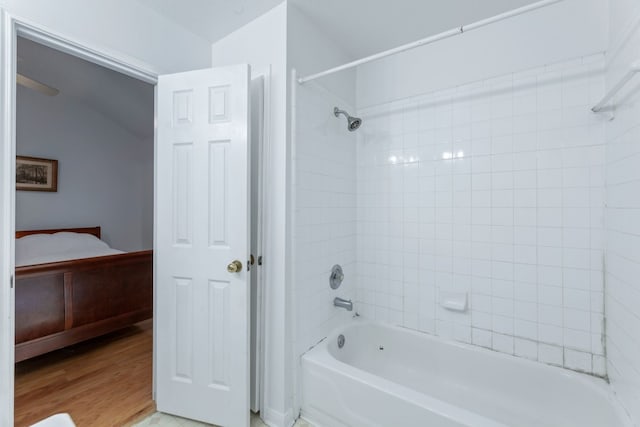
top-left (355, 55), bottom-right (607, 375)
top-left (604, 5), bottom-right (640, 423)
top-left (293, 81), bottom-right (357, 357)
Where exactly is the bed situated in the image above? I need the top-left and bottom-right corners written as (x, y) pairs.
top-left (14, 226), bottom-right (153, 362)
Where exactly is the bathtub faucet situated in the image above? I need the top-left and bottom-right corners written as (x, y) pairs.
top-left (334, 297), bottom-right (353, 311)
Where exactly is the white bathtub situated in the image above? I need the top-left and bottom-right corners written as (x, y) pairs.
top-left (300, 320), bottom-right (631, 427)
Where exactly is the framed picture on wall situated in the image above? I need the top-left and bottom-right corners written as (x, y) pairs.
top-left (16, 156), bottom-right (58, 192)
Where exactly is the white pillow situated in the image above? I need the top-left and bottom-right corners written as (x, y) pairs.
top-left (16, 232), bottom-right (110, 262)
top-left (50, 232), bottom-right (109, 251)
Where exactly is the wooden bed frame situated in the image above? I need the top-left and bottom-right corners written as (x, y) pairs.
top-left (15, 226), bottom-right (153, 362)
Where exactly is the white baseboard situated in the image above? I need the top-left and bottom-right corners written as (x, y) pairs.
top-left (261, 406), bottom-right (296, 427)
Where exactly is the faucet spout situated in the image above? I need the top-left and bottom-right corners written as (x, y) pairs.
top-left (334, 297), bottom-right (353, 311)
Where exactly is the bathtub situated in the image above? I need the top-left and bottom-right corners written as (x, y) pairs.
top-left (300, 320), bottom-right (631, 427)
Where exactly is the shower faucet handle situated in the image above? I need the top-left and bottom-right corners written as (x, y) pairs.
top-left (330, 264), bottom-right (344, 289)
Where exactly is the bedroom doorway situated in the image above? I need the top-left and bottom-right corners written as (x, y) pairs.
top-left (14, 36), bottom-right (156, 426)
top-left (2, 17), bottom-right (269, 427)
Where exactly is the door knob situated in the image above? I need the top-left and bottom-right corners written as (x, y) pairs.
top-left (227, 260), bottom-right (243, 273)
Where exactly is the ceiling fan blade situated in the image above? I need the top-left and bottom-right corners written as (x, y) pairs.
top-left (16, 73), bottom-right (59, 96)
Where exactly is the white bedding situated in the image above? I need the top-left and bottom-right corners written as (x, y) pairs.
top-left (15, 232), bottom-right (124, 267)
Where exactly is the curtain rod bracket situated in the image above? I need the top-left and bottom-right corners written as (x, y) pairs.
top-left (592, 60), bottom-right (640, 114)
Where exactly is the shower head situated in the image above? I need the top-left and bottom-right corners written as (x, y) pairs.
top-left (334, 107), bottom-right (362, 132)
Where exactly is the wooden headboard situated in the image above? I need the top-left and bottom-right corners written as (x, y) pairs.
top-left (16, 226), bottom-right (101, 239)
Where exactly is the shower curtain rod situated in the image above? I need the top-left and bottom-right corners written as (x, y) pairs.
top-left (297, 0), bottom-right (565, 84)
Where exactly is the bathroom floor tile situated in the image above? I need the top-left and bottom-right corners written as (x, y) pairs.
top-left (133, 412), bottom-right (312, 427)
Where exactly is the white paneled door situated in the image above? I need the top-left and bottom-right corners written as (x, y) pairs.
top-left (156, 65), bottom-right (250, 427)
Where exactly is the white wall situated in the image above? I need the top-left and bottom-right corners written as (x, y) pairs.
top-left (356, 54), bottom-right (607, 375)
top-left (288, 3), bottom-right (359, 415)
top-left (287, 4), bottom-right (356, 106)
top-left (16, 87), bottom-right (153, 251)
top-left (292, 78), bottom-right (357, 357)
top-left (356, 0), bottom-right (608, 108)
top-left (211, 4), bottom-right (292, 425)
top-left (604, 1), bottom-right (640, 424)
top-left (0, 0), bottom-right (211, 73)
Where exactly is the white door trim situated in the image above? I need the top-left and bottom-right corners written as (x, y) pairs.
top-left (9, 13), bottom-right (158, 83)
top-left (0, 11), bottom-right (158, 427)
top-left (250, 66), bottom-right (271, 415)
top-left (0, 10), bottom-right (16, 427)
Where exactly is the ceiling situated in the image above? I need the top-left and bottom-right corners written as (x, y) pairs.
top-left (137, 0), bottom-right (543, 59)
top-left (17, 37), bottom-right (154, 140)
top-left (291, 0), bottom-right (542, 59)
top-left (136, 0), bottom-right (285, 43)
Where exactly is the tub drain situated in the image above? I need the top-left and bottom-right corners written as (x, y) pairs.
top-left (337, 334), bottom-right (345, 348)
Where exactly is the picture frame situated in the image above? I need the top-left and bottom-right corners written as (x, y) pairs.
top-left (16, 156), bottom-right (58, 192)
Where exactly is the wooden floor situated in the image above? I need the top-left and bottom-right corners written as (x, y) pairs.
top-left (15, 320), bottom-right (155, 427)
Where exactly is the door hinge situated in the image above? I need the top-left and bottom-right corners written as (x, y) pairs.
top-left (258, 255), bottom-right (263, 266)
top-left (10, 275), bottom-right (13, 288)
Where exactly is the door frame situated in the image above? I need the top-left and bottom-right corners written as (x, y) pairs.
top-left (0, 12), bottom-right (268, 426)
top-left (0, 12), bottom-right (158, 427)
top-left (249, 66), bottom-right (271, 415)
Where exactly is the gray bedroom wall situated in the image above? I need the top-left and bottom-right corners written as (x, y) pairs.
top-left (16, 86), bottom-right (153, 252)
